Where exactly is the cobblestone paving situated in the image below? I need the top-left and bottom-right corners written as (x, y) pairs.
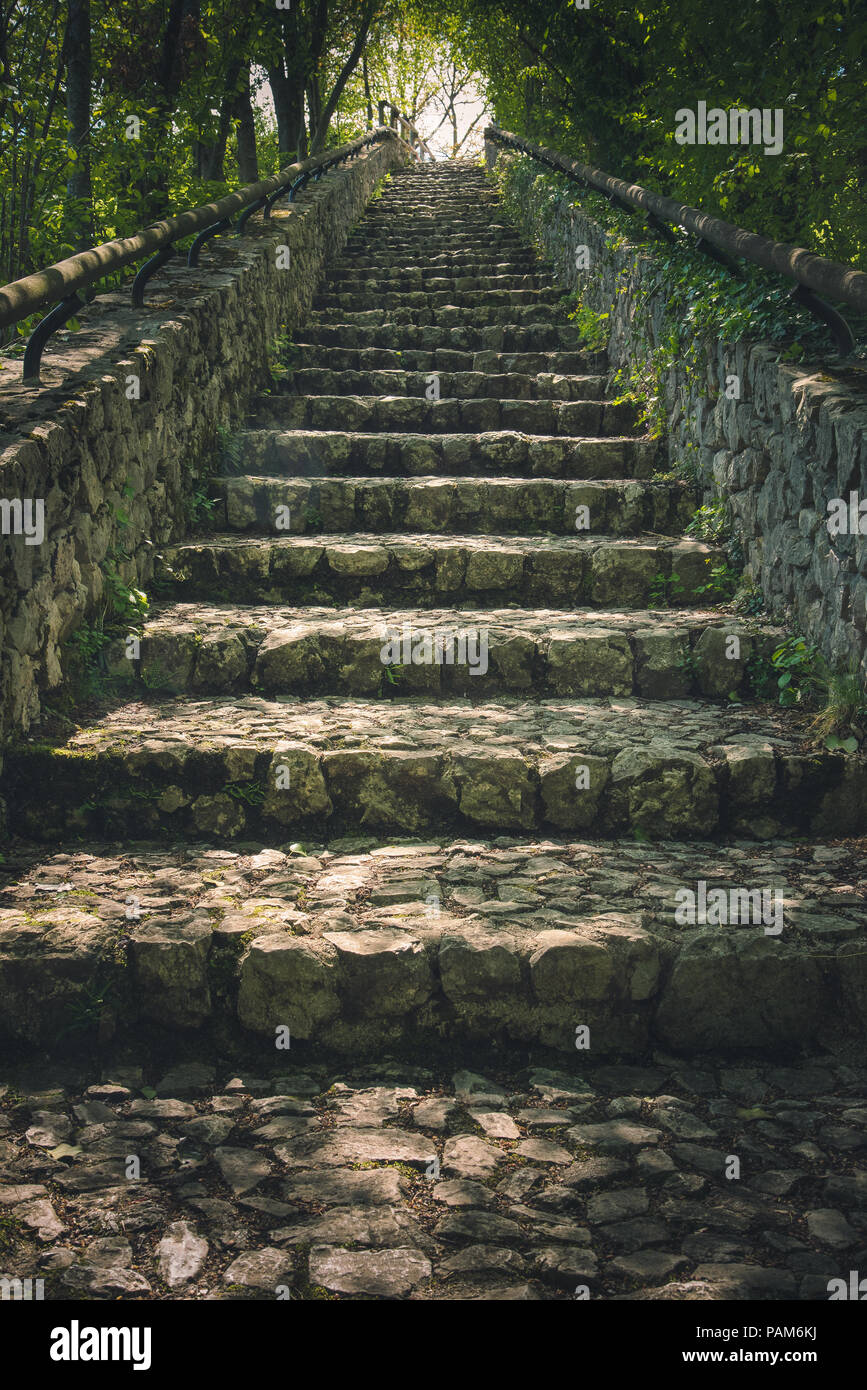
top-left (2, 1054), bottom-right (865, 1300)
top-left (3, 835), bottom-right (864, 943)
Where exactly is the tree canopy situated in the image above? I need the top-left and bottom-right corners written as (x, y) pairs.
top-left (0, 0), bottom-right (862, 349)
top-left (440, 0), bottom-right (865, 267)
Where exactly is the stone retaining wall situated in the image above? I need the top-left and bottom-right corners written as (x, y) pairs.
top-left (0, 135), bottom-right (408, 744)
top-left (489, 148), bottom-right (867, 686)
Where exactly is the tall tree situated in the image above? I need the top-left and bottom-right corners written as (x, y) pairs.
top-left (65, 0), bottom-right (93, 250)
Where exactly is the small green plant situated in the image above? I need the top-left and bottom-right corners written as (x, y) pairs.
top-left (56, 976), bottom-right (118, 1041)
top-left (564, 300), bottom-right (609, 351)
top-left (733, 579), bottom-right (764, 616)
top-left (677, 647), bottom-right (700, 684)
top-left (275, 340), bottom-right (303, 379)
top-left (746, 647), bottom-right (777, 700)
top-left (304, 507), bottom-right (323, 531)
top-left (381, 662), bottom-right (406, 690)
top-left (751, 636), bottom-right (866, 744)
top-left (608, 343), bottom-right (670, 438)
top-left (267, 331), bottom-right (293, 383)
top-left (186, 485), bottom-right (217, 529)
top-left (63, 560), bottom-right (149, 704)
top-left (140, 661), bottom-right (173, 691)
top-left (648, 571), bottom-right (685, 608)
top-left (809, 667), bottom-right (867, 746)
top-left (653, 447), bottom-right (701, 485)
top-left (101, 565), bottom-right (148, 627)
top-left (770, 635), bottom-right (822, 708)
top-left (685, 499), bottom-right (731, 545)
top-left (224, 780), bottom-right (266, 806)
top-left (692, 558), bottom-right (740, 602)
top-left (216, 424), bottom-right (245, 475)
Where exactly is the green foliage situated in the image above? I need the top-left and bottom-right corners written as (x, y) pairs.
top-left (809, 668), bottom-right (867, 745)
top-left (274, 339), bottom-right (304, 378)
top-left (685, 500), bottom-right (731, 545)
top-left (692, 558), bottom-right (740, 602)
top-left (381, 661), bottom-right (407, 692)
top-left (447, 0), bottom-right (867, 270)
top-left (746, 635), bottom-right (867, 745)
top-left (63, 559), bottom-right (148, 706)
top-left (224, 780), bottom-right (266, 806)
top-left (497, 153), bottom-right (859, 449)
top-left (563, 299), bottom-right (609, 351)
top-left (216, 424), bottom-right (245, 476)
top-left (609, 350), bottom-right (669, 439)
top-left (648, 572), bottom-right (685, 608)
top-left (677, 646), bottom-right (699, 684)
top-left (267, 332), bottom-right (293, 383)
top-left (185, 483), bottom-right (218, 530)
top-left (770, 635), bottom-right (822, 708)
top-left (3, 1), bottom-right (469, 350)
top-left (55, 975), bottom-right (118, 1041)
top-left (733, 579), bottom-right (765, 617)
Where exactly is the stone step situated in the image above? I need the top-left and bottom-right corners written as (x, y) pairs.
top-left (291, 344), bottom-right (606, 376)
top-left (2, 836), bottom-right (865, 1056)
top-left (326, 272), bottom-right (557, 293)
top-left (282, 368), bottom-right (608, 401)
top-left (331, 253), bottom-right (540, 273)
top-left (297, 323), bottom-right (593, 353)
top-left (343, 237), bottom-right (527, 255)
top-left (6, 838), bottom-right (865, 1063)
top-left (327, 258), bottom-right (544, 276)
top-left (373, 191), bottom-right (498, 199)
top-left (374, 190), bottom-right (498, 199)
top-left (351, 216), bottom-right (519, 231)
top-left (157, 533), bottom-right (719, 608)
top-left (250, 394), bottom-right (639, 437)
top-left (131, 602), bottom-right (779, 701)
top-left (8, 695), bottom-right (864, 843)
top-left (213, 475), bottom-right (693, 538)
top-left (347, 221), bottom-right (524, 235)
top-left (311, 289), bottom-right (566, 312)
top-left (354, 215), bottom-right (510, 229)
top-left (305, 303), bottom-right (574, 328)
top-left (228, 429), bottom-right (657, 480)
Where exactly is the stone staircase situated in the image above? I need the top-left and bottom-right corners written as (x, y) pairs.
top-left (3, 160), bottom-right (867, 1057)
top-left (2, 158), bottom-right (867, 1307)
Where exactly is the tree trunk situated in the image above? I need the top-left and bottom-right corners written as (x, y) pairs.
top-left (362, 48), bottom-right (372, 126)
top-left (294, 96), bottom-right (308, 160)
top-left (268, 62), bottom-right (294, 158)
top-left (309, 0), bottom-right (378, 153)
top-left (306, 77), bottom-right (322, 146)
top-left (234, 67), bottom-right (258, 182)
top-left (134, 0), bottom-right (191, 221)
top-left (65, 0), bottom-right (93, 251)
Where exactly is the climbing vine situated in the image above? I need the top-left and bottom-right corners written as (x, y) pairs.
top-left (495, 155), bottom-right (864, 448)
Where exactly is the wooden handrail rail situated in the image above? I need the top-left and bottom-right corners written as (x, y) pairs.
top-left (486, 126), bottom-right (867, 322)
top-left (0, 128), bottom-right (399, 333)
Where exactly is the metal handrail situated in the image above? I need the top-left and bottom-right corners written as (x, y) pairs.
top-left (376, 101), bottom-right (435, 161)
top-left (485, 126), bottom-right (866, 349)
top-left (0, 126), bottom-right (403, 381)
